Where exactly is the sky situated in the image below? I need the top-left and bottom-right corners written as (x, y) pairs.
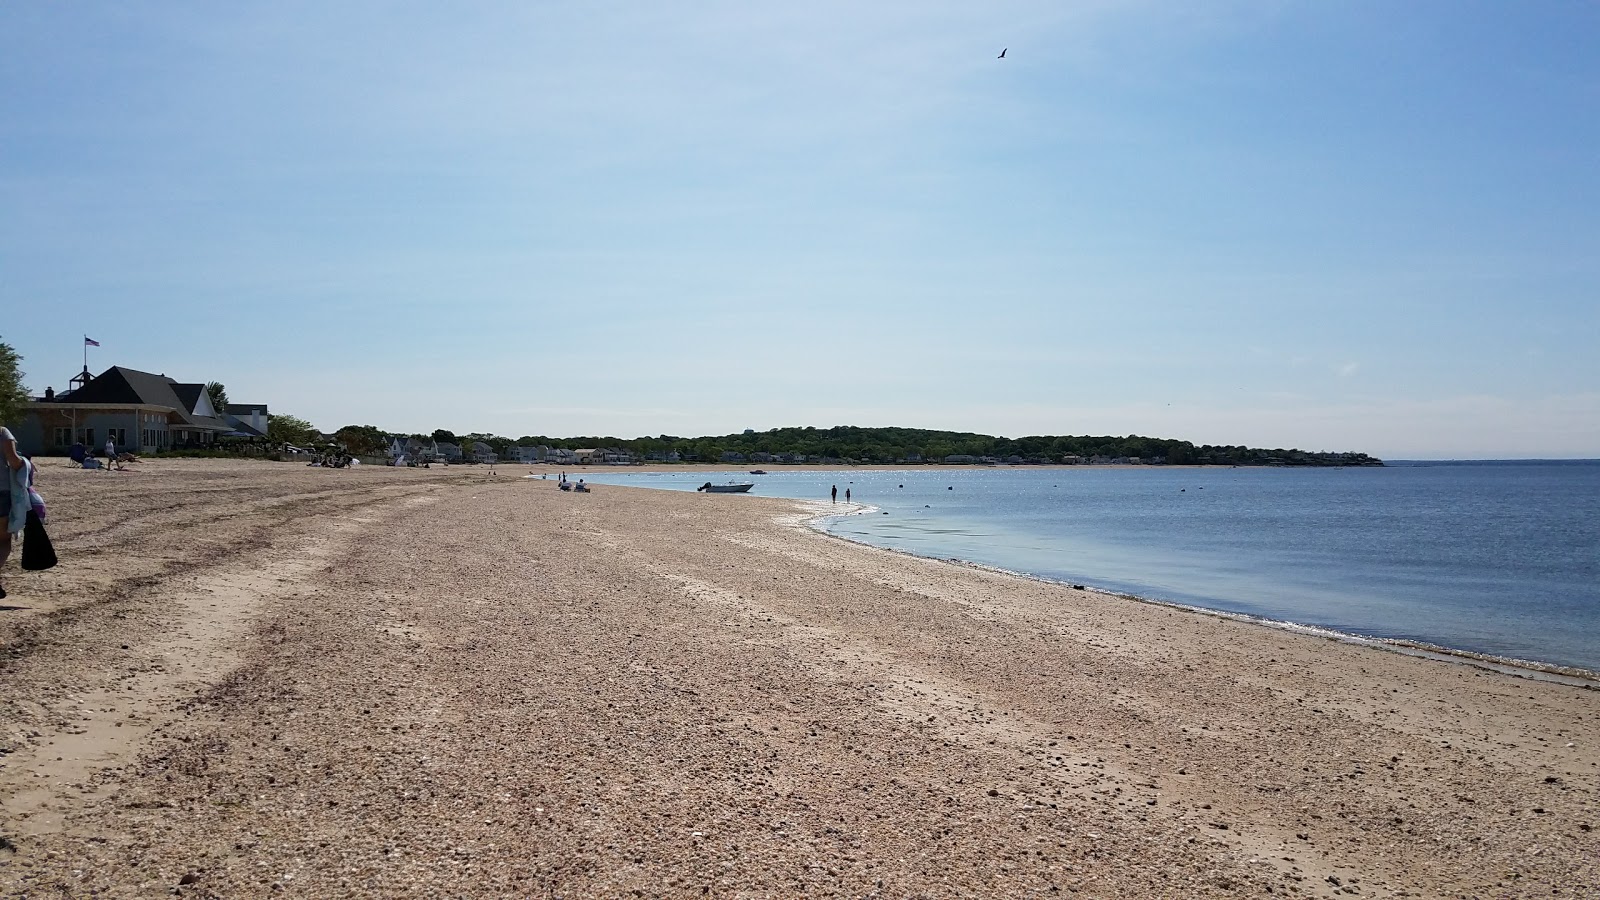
top-left (2, 1), bottom-right (1597, 458)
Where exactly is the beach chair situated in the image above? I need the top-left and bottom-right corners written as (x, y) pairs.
top-left (67, 445), bottom-right (87, 468)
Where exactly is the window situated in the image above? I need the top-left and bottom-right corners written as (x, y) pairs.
top-left (54, 427), bottom-right (72, 446)
top-left (83, 428), bottom-right (94, 445)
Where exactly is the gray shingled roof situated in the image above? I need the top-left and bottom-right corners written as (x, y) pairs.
top-left (56, 367), bottom-right (230, 431)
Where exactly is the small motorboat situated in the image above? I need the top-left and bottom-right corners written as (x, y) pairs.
top-left (748, 469), bottom-right (767, 475)
top-left (698, 482), bottom-right (754, 493)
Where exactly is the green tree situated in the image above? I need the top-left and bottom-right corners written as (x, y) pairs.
top-left (0, 337), bottom-right (29, 428)
top-left (266, 413), bottom-right (318, 446)
top-left (432, 429), bottom-right (458, 444)
top-left (205, 381), bottom-right (229, 411)
top-left (333, 424), bottom-right (387, 455)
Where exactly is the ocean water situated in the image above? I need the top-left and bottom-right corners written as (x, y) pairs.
top-left (562, 463), bottom-right (1600, 676)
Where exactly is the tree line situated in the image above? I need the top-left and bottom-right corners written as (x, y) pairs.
top-left (298, 422), bottom-right (1381, 467)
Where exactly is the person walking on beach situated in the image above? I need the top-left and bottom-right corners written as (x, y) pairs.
top-left (1, 426), bottom-right (33, 599)
top-left (104, 435), bottom-right (116, 470)
top-left (845, 487), bottom-right (851, 503)
top-left (831, 485), bottom-right (837, 503)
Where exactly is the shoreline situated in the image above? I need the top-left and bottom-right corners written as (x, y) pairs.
top-left (575, 472), bottom-right (1600, 686)
top-left (796, 499), bottom-right (1600, 689)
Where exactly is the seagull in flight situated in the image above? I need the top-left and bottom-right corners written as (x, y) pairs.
top-left (998, 48), bottom-right (1007, 58)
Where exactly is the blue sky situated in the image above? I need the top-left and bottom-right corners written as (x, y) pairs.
top-left (3, 1), bottom-right (1596, 457)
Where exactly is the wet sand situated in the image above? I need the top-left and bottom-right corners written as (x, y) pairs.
top-left (0, 459), bottom-right (1595, 897)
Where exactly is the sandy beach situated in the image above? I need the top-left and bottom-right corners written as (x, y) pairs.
top-left (0, 459), bottom-right (1594, 898)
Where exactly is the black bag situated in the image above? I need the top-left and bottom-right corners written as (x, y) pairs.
top-left (21, 509), bottom-right (57, 571)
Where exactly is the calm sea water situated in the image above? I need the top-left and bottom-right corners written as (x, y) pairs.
top-left (565, 463), bottom-right (1600, 675)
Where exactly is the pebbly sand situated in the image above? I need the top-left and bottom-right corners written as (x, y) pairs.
top-left (0, 459), bottom-right (1595, 897)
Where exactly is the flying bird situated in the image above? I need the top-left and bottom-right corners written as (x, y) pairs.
top-left (998, 48), bottom-right (1007, 58)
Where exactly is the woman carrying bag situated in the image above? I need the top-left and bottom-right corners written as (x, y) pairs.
top-left (1, 425), bottom-right (54, 599)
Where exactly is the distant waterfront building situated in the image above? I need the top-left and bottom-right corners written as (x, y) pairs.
top-left (503, 445), bottom-right (541, 464)
top-left (224, 403), bottom-right (270, 439)
top-left (13, 365), bottom-right (235, 455)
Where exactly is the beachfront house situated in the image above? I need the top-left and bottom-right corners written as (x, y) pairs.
top-left (12, 366), bottom-right (234, 456)
top-left (224, 403), bottom-right (270, 439)
top-left (434, 442), bottom-right (463, 462)
top-left (469, 442), bottom-right (497, 464)
top-left (545, 447), bottom-right (578, 465)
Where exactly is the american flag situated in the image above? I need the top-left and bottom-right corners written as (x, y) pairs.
top-left (84, 336), bottom-right (100, 347)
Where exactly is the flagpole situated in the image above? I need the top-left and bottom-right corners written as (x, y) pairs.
top-left (75, 336), bottom-right (83, 448)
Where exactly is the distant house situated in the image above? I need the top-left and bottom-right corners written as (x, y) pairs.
top-left (943, 454), bottom-right (977, 465)
top-left (435, 441), bottom-right (463, 462)
top-left (224, 403), bottom-right (270, 439)
top-left (386, 436), bottom-right (436, 463)
top-left (469, 441), bottom-right (497, 464)
top-left (545, 447), bottom-right (578, 465)
top-left (720, 451), bottom-right (747, 463)
top-left (503, 445), bottom-right (541, 463)
top-left (12, 366), bottom-right (233, 455)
